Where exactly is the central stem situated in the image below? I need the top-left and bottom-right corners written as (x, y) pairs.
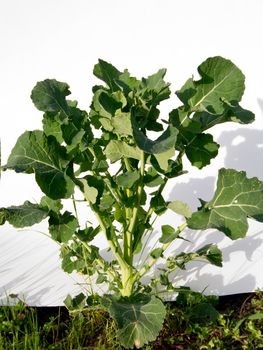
top-left (120, 265), bottom-right (135, 297)
top-left (124, 151), bottom-right (145, 266)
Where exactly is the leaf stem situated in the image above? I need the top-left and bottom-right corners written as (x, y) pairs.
top-left (71, 194), bottom-right (80, 225)
top-left (138, 222), bottom-right (187, 278)
top-left (80, 240), bottom-right (117, 281)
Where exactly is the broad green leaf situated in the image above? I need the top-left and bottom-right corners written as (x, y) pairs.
top-left (196, 244), bottom-right (223, 267)
top-left (184, 133), bottom-right (219, 169)
top-left (49, 211), bottom-right (78, 243)
top-left (105, 140), bottom-right (141, 162)
top-left (6, 131), bottom-right (74, 199)
top-left (168, 200), bottom-right (192, 218)
top-left (188, 169), bottom-right (263, 239)
top-left (177, 56), bottom-right (245, 114)
top-left (0, 201), bottom-right (49, 228)
top-left (131, 111), bottom-right (178, 154)
top-left (160, 224), bottom-right (178, 244)
top-left (93, 59), bottom-right (122, 91)
top-left (31, 79), bottom-right (70, 115)
top-left (104, 294), bottom-right (166, 349)
top-left (116, 171), bottom-right (140, 188)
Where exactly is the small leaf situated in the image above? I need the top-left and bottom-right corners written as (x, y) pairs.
top-left (103, 294), bottom-right (166, 349)
top-left (40, 196), bottom-right (63, 213)
top-left (140, 68), bottom-right (171, 104)
top-left (75, 226), bottom-right (100, 242)
top-left (185, 133), bottom-right (219, 169)
top-left (79, 178), bottom-right (98, 204)
top-left (153, 148), bottom-right (175, 171)
top-left (188, 169), bottom-right (263, 239)
top-left (190, 303), bottom-right (219, 323)
top-left (49, 211), bottom-right (78, 243)
top-left (105, 140), bottom-right (141, 162)
top-left (144, 167), bottom-right (164, 187)
top-left (42, 112), bottom-right (64, 143)
top-left (150, 193), bottom-right (167, 216)
top-left (150, 248), bottom-right (164, 259)
top-left (93, 89), bottom-right (122, 118)
top-left (131, 110), bottom-right (178, 154)
top-left (64, 293), bottom-right (86, 312)
top-left (168, 200), bottom-right (192, 218)
top-left (93, 59), bottom-right (122, 91)
top-left (99, 194), bottom-right (115, 211)
top-left (31, 79), bottom-right (70, 114)
top-left (96, 274), bottom-right (107, 284)
top-left (160, 225), bottom-right (178, 244)
top-left (116, 171), bottom-right (140, 188)
top-left (196, 244), bottom-right (223, 267)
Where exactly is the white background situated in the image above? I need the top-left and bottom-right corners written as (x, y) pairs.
top-left (1, 0), bottom-right (263, 305)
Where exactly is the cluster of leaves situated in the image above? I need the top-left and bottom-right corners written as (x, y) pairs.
top-left (1, 56), bottom-right (263, 348)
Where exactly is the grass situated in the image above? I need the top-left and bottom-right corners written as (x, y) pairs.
top-left (0, 291), bottom-right (262, 349)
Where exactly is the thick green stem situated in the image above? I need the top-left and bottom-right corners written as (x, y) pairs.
top-left (120, 264), bottom-right (135, 297)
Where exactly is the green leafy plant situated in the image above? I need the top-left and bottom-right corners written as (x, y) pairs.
top-left (1, 56), bottom-right (263, 348)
